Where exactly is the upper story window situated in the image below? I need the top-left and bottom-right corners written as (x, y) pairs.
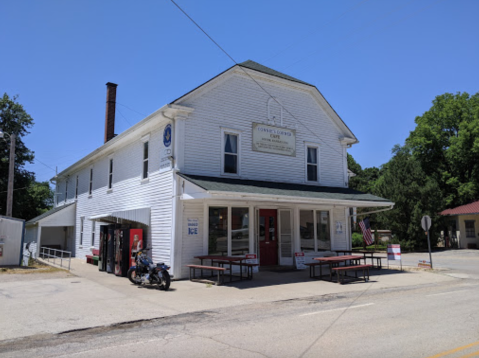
top-left (108, 159), bottom-right (113, 189)
top-left (143, 141), bottom-right (149, 179)
top-left (75, 175), bottom-right (79, 199)
top-left (305, 144), bottom-right (319, 182)
top-left (64, 179), bottom-right (68, 203)
top-left (89, 168), bottom-right (93, 195)
top-left (222, 128), bottom-right (241, 176)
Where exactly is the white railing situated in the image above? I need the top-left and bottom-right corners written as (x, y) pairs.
top-left (40, 247), bottom-right (72, 271)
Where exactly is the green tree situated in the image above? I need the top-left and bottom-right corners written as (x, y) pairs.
top-left (406, 92), bottom-right (479, 207)
top-left (0, 93), bottom-right (53, 219)
top-left (347, 154), bottom-right (381, 193)
top-left (374, 145), bottom-right (444, 249)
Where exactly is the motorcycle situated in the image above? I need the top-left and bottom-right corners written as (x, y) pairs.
top-left (127, 248), bottom-right (171, 290)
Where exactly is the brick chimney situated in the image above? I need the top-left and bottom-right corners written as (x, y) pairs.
top-left (104, 82), bottom-right (118, 143)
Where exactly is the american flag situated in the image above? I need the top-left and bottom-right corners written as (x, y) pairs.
top-left (359, 218), bottom-right (374, 246)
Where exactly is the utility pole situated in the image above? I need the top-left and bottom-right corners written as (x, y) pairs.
top-left (6, 133), bottom-right (16, 217)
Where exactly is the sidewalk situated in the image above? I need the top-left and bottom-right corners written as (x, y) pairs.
top-left (0, 258), bottom-right (457, 341)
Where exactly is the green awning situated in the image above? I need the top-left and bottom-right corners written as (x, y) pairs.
top-left (178, 173), bottom-right (392, 205)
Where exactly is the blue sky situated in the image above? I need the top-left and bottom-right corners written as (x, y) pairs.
top-left (1, 0), bottom-right (478, 183)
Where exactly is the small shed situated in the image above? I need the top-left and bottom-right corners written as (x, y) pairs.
top-left (0, 215), bottom-right (25, 266)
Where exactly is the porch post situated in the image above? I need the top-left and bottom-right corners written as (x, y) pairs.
top-left (36, 224), bottom-right (42, 259)
top-left (248, 205), bottom-right (255, 254)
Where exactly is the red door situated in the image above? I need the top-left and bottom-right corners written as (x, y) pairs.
top-left (259, 209), bottom-right (278, 266)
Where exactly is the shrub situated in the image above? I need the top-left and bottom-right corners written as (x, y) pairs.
top-left (352, 232), bottom-right (363, 248)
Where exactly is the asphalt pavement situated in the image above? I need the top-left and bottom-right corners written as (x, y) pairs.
top-left (0, 250), bottom-right (478, 358)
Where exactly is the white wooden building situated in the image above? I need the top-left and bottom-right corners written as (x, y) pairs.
top-left (26, 61), bottom-right (393, 279)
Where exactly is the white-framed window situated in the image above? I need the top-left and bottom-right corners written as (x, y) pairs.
top-left (305, 143), bottom-right (319, 182)
top-left (91, 221), bottom-right (96, 246)
top-left (108, 158), bottom-right (113, 189)
top-left (64, 179), bottom-right (68, 203)
top-left (465, 220), bottom-right (476, 238)
top-left (143, 141), bottom-right (149, 179)
top-left (208, 206), bottom-right (250, 256)
top-left (221, 128), bottom-right (241, 176)
top-left (80, 217), bottom-right (85, 246)
top-left (89, 168), bottom-right (93, 195)
top-left (299, 209), bottom-right (331, 252)
top-left (75, 175), bottom-right (79, 199)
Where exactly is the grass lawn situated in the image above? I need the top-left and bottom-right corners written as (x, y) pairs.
top-left (0, 261), bottom-right (66, 274)
top-left (352, 244), bottom-right (388, 251)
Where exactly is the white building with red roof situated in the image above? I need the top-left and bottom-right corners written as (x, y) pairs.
top-left (440, 200), bottom-right (479, 249)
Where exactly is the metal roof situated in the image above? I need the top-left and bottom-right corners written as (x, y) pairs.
top-left (89, 207), bottom-right (151, 226)
top-left (178, 173), bottom-right (392, 204)
top-left (238, 60), bottom-right (313, 86)
top-left (440, 200), bottom-right (479, 216)
top-left (26, 202), bottom-right (75, 225)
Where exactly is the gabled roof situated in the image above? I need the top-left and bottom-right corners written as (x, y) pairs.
top-left (238, 60), bottom-right (313, 86)
top-left (172, 59), bottom-right (357, 142)
top-left (440, 200), bottom-right (479, 216)
top-left (178, 173), bottom-right (392, 204)
top-left (26, 202), bottom-right (75, 225)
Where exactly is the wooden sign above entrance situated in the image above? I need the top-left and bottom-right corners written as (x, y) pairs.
top-left (252, 123), bottom-right (296, 157)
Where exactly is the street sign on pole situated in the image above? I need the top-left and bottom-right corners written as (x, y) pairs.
top-left (421, 215), bottom-right (431, 231)
top-left (421, 215), bottom-right (433, 269)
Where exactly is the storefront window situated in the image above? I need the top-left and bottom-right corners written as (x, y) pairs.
top-left (208, 207), bottom-right (228, 255)
top-left (317, 211), bottom-right (330, 250)
top-left (300, 210), bottom-right (314, 252)
top-left (231, 208), bottom-right (249, 255)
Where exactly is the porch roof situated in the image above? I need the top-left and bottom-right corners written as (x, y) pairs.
top-left (26, 202), bottom-right (75, 226)
top-left (178, 173), bottom-right (393, 206)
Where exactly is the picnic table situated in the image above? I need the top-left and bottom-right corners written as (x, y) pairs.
top-left (336, 250), bottom-right (383, 268)
top-left (194, 255), bottom-right (251, 282)
top-left (313, 255), bottom-right (363, 281)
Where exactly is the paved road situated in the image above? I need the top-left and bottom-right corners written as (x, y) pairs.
top-left (1, 251), bottom-right (478, 358)
top-left (402, 250), bottom-right (479, 278)
top-left (2, 275), bottom-right (479, 357)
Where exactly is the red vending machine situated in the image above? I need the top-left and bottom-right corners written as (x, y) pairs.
top-left (128, 229), bottom-right (143, 271)
top-left (114, 228), bottom-right (143, 277)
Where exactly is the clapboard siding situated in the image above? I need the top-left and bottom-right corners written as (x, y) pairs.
top-left (180, 201), bottom-right (204, 278)
top-left (180, 73), bottom-right (346, 187)
top-left (56, 122), bottom-right (174, 263)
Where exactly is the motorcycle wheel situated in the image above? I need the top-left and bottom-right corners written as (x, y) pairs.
top-left (127, 268), bottom-right (141, 285)
top-left (158, 271), bottom-right (171, 291)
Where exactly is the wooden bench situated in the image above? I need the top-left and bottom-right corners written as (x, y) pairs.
top-left (186, 264), bottom-right (229, 286)
top-left (332, 264), bottom-right (372, 284)
top-left (242, 263), bottom-right (259, 280)
top-left (305, 262), bottom-right (330, 279)
top-left (86, 249), bottom-right (100, 265)
top-left (370, 256), bottom-right (383, 269)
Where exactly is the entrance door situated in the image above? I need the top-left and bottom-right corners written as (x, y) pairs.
top-left (259, 209), bottom-right (278, 266)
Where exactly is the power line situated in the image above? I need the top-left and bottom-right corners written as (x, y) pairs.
top-left (170, 0), bottom-right (348, 159)
top-left (116, 102), bottom-right (147, 117)
top-left (0, 186), bottom-right (29, 194)
top-left (116, 107), bottom-right (133, 127)
top-left (263, 0), bottom-right (372, 63)
top-left (34, 158), bottom-right (57, 173)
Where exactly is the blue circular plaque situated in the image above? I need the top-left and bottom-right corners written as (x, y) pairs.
top-left (163, 124), bottom-right (172, 147)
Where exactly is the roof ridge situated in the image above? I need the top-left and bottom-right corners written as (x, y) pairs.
top-left (238, 60), bottom-right (313, 87)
